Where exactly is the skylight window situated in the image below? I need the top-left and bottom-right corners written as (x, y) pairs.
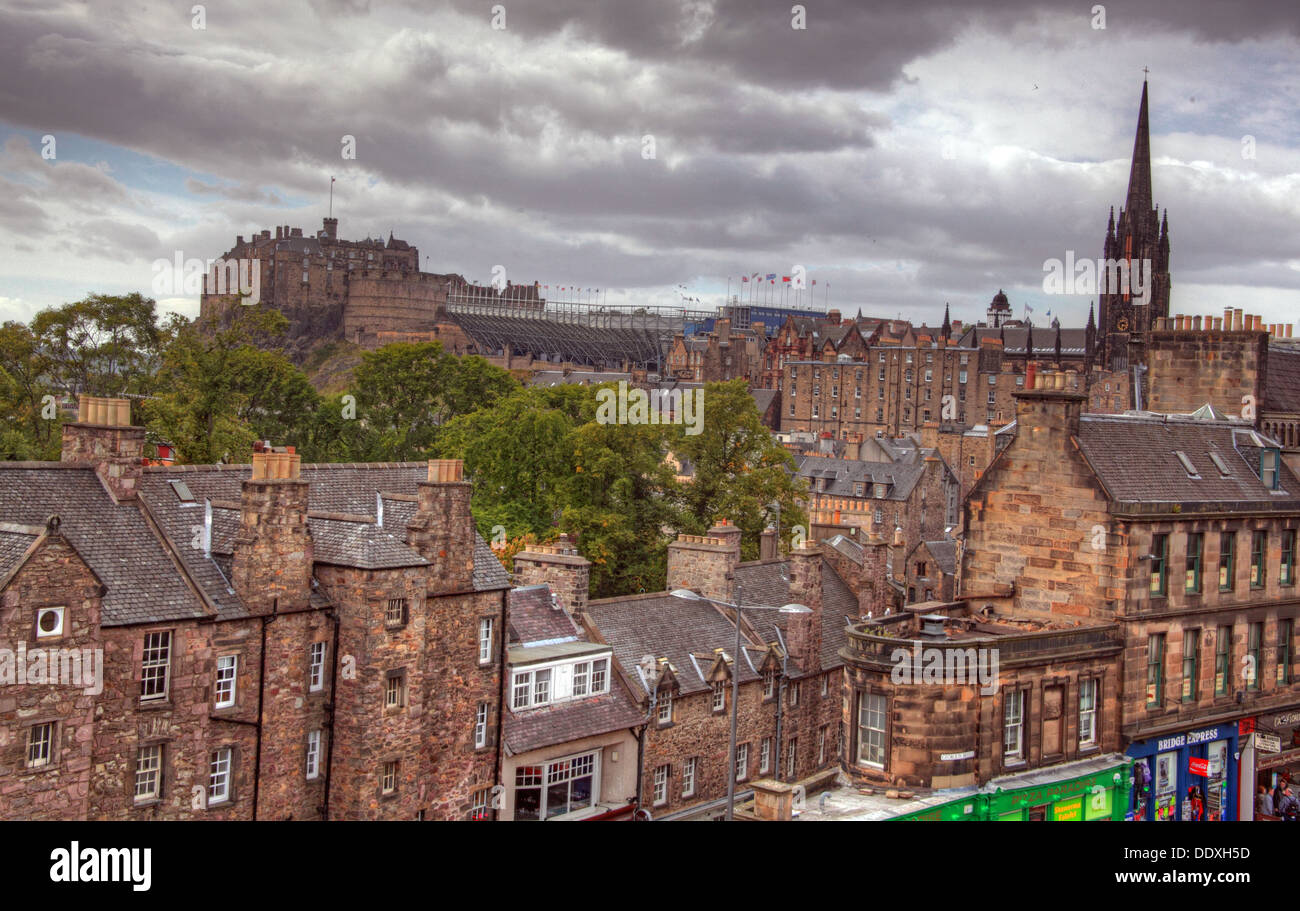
top-left (1174, 451), bottom-right (1200, 479)
top-left (1208, 452), bottom-right (1231, 476)
top-left (169, 479), bottom-right (196, 503)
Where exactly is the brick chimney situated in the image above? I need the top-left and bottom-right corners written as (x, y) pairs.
top-left (514, 534), bottom-right (591, 618)
top-left (785, 542), bottom-right (823, 674)
top-left (230, 449), bottom-right (313, 614)
top-left (1013, 371), bottom-right (1085, 440)
top-left (666, 519), bottom-right (740, 604)
top-left (61, 395), bottom-right (145, 502)
top-left (406, 459), bottom-right (476, 594)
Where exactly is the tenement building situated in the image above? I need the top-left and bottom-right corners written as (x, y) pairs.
top-left (959, 369), bottom-right (1300, 820)
top-left (0, 397), bottom-right (509, 819)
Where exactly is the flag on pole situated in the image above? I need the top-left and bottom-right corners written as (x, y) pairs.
top-left (766, 273), bottom-right (777, 281)
top-left (812, 279), bottom-right (817, 286)
top-left (782, 276), bottom-right (791, 283)
top-left (741, 276), bottom-right (749, 283)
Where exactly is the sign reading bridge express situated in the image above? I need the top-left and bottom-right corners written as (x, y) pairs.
top-left (892, 755), bottom-right (1132, 822)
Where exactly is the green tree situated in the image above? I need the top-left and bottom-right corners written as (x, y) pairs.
top-left (0, 321), bottom-right (59, 459)
top-left (30, 293), bottom-right (163, 397)
top-left (666, 379), bottom-right (807, 560)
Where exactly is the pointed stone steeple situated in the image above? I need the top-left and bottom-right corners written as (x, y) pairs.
top-left (1125, 79), bottom-right (1153, 219)
top-left (941, 302), bottom-right (951, 340)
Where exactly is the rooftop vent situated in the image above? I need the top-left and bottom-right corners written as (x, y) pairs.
top-left (920, 614), bottom-right (947, 638)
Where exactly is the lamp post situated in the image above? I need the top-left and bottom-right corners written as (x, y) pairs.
top-left (672, 587), bottom-right (811, 820)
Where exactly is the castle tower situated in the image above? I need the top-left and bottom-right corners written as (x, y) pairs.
top-left (1098, 79), bottom-right (1171, 374)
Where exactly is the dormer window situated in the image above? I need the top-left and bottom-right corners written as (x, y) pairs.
top-left (657, 690), bottom-right (673, 724)
top-left (712, 680), bottom-right (727, 712)
top-left (763, 670), bottom-right (776, 700)
top-left (1262, 449), bottom-right (1281, 489)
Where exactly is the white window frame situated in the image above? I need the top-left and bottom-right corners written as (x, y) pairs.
top-left (140, 631), bottom-right (171, 703)
top-left (657, 691), bottom-right (673, 724)
top-left (385, 671), bottom-right (406, 709)
top-left (308, 641), bottom-right (326, 692)
top-left (760, 737), bottom-right (772, 774)
top-left (478, 617), bottom-right (494, 665)
top-left (27, 722), bottom-right (54, 768)
top-left (513, 750), bottom-right (600, 820)
top-left (214, 655), bottom-right (237, 709)
top-left (763, 670), bottom-right (775, 699)
top-left (735, 743), bottom-right (749, 782)
top-left (306, 730), bottom-right (321, 779)
top-left (208, 748), bottom-right (232, 805)
top-left (788, 681), bottom-right (800, 707)
top-left (381, 760), bottom-right (398, 795)
top-left (653, 764), bottom-right (669, 806)
top-left (475, 702), bottom-right (489, 749)
top-left (1079, 678), bottom-right (1097, 747)
top-left (787, 738), bottom-right (798, 778)
top-left (712, 680), bottom-right (726, 712)
top-left (134, 743), bottom-right (161, 801)
top-left (682, 757), bottom-right (697, 797)
top-left (857, 692), bottom-right (886, 768)
top-left (1004, 690), bottom-right (1025, 760)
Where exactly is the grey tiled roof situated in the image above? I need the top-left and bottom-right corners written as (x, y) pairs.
top-left (1076, 414), bottom-right (1300, 506)
top-left (796, 454), bottom-right (926, 500)
top-left (1264, 346), bottom-right (1300, 414)
top-left (0, 528), bottom-right (38, 579)
top-left (586, 592), bottom-right (764, 697)
top-left (923, 540), bottom-right (958, 576)
top-left (504, 689), bottom-right (644, 754)
top-left (509, 585), bottom-right (580, 645)
top-left (734, 559), bottom-right (856, 675)
top-left (0, 466), bottom-right (207, 626)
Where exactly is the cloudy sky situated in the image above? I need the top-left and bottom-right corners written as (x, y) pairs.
top-left (1, 0), bottom-right (1298, 331)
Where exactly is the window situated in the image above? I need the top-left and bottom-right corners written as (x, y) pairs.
top-left (140, 631), bottom-right (172, 702)
top-left (209, 748), bottom-right (232, 805)
top-left (653, 764), bottom-right (669, 806)
top-left (35, 605), bottom-right (64, 638)
top-left (1215, 626), bottom-right (1231, 695)
top-left (657, 691), bottom-right (673, 724)
top-left (385, 671), bottom-right (406, 709)
top-left (786, 738), bottom-right (798, 778)
top-left (590, 658), bottom-right (608, 694)
top-left (857, 692), bottom-right (886, 767)
top-left (27, 722), bottom-right (54, 768)
top-left (959, 370), bottom-right (967, 384)
top-left (1149, 534), bottom-right (1168, 596)
top-left (514, 753), bottom-right (596, 819)
top-left (1279, 619), bottom-right (1293, 685)
top-left (682, 757), bottom-right (697, 797)
top-left (1283, 531), bottom-right (1296, 586)
top-left (712, 680), bottom-right (726, 712)
top-left (475, 703), bottom-right (489, 749)
top-left (1003, 690), bottom-right (1024, 760)
top-left (306, 730), bottom-right (321, 779)
top-left (134, 744), bottom-right (161, 801)
top-left (214, 655), bottom-right (237, 709)
top-left (512, 672), bottom-right (531, 709)
top-left (572, 660), bottom-right (590, 696)
top-left (760, 737), bottom-right (772, 774)
top-left (308, 642), bottom-right (326, 692)
top-left (818, 724), bottom-right (829, 764)
top-left (1248, 623), bottom-right (1263, 691)
top-left (735, 743), bottom-right (749, 782)
top-left (1185, 533), bottom-right (1202, 593)
top-left (1182, 630), bottom-right (1199, 702)
top-left (1252, 531), bottom-right (1267, 588)
top-left (1079, 680), bottom-right (1097, 746)
top-left (1146, 633), bottom-right (1165, 707)
top-left (470, 788), bottom-right (491, 821)
top-left (381, 760), bottom-right (398, 795)
top-left (788, 681), bottom-right (800, 707)
top-left (1219, 532), bottom-right (1236, 591)
top-left (385, 598), bottom-right (408, 627)
top-left (821, 675), bottom-right (828, 698)
top-left (478, 617), bottom-right (494, 664)
top-left (1262, 449), bottom-right (1281, 489)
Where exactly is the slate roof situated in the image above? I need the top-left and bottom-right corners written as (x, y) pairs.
top-left (0, 528), bottom-right (39, 580)
top-left (0, 465), bottom-right (207, 626)
top-left (508, 584), bottom-right (580, 645)
top-left (1076, 414), bottom-right (1300, 507)
top-left (1264, 346), bottom-right (1300, 414)
top-left (586, 592), bottom-right (766, 697)
top-left (503, 583), bottom-right (643, 754)
top-left (796, 454), bottom-right (926, 500)
top-left (958, 326), bottom-right (1089, 357)
top-left (734, 559), bottom-right (856, 675)
top-left (0, 461), bottom-right (509, 626)
top-left (923, 540), bottom-right (958, 576)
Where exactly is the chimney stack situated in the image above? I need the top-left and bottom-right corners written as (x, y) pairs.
top-left (785, 542), bottom-right (823, 674)
top-left (860, 528), bottom-right (891, 618)
top-left (666, 519), bottom-right (740, 605)
top-left (230, 448), bottom-right (313, 613)
top-left (61, 395), bottom-right (146, 502)
top-left (759, 526), bottom-right (779, 561)
top-left (514, 534), bottom-right (591, 618)
top-left (406, 459), bottom-right (476, 594)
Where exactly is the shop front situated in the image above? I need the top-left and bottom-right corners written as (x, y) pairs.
top-left (1254, 709), bottom-right (1300, 814)
top-left (1127, 722), bottom-right (1240, 821)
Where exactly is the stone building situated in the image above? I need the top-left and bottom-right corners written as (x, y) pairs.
top-left (498, 583), bottom-right (642, 820)
top-left (958, 370), bottom-right (1300, 820)
top-left (517, 524), bottom-right (853, 819)
top-left (0, 397), bottom-right (509, 820)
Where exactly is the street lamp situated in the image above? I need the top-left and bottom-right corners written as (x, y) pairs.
top-left (672, 587), bottom-right (811, 820)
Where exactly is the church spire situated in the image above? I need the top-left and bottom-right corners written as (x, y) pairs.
top-left (1125, 79), bottom-right (1153, 218)
top-left (942, 302), bottom-right (951, 340)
